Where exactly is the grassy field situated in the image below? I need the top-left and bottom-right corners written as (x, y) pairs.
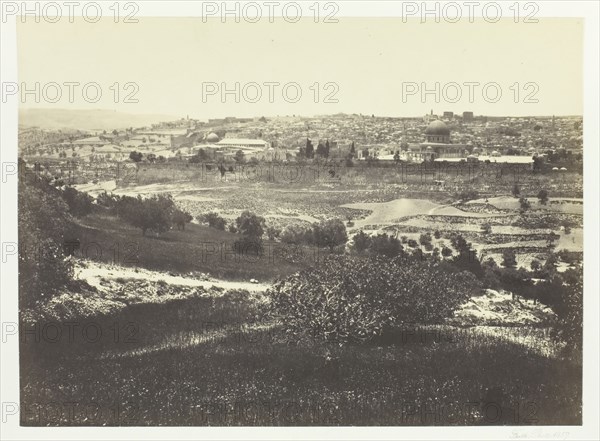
top-left (69, 213), bottom-right (321, 282)
top-left (20, 290), bottom-right (581, 426)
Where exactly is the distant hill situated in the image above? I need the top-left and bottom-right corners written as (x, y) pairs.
top-left (19, 108), bottom-right (180, 131)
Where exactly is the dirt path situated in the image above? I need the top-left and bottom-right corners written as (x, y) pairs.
top-left (75, 260), bottom-right (271, 292)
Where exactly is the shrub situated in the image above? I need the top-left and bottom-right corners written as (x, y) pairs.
top-left (512, 184), bottom-right (520, 197)
top-left (200, 212), bottom-right (226, 230)
top-left (236, 211), bottom-right (265, 238)
top-left (537, 189), bottom-right (549, 205)
top-left (313, 218), bottom-right (348, 250)
top-left (450, 234), bottom-right (482, 275)
top-left (350, 230), bottom-right (370, 253)
top-left (456, 189), bottom-right (479, 202)
top-left (129, 151), bottom-right (143, 162)
top-left (96, 191), bottom-right (119, 210)
top-left (351, 232), bottom-right (403, 258)
top-left (118, 194), bottom-right (176, 236)
top-left (61, 186), bottom-right (94, 217)
top-left (280, 224), bottom-right (313, 245)
top-left (501, 249), bottom-right (517, 268)
top-left (419, 232), bottom-right (432, 246)
top-left (519, 197), bottom-right (531, 212)
top-left (172, 208), bottom-right (193, 230)
top-left (267, 255), bottom-right (480, 344)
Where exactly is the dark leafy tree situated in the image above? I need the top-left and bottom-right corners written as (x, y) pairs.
top-left (419, 232), bottom-right (432, 247)
top-left (61, 186), bottom-right (93, 217)
top-left (501, 249), bottom-right (517, 268)
top-left (119, 194), bottom-right (175, 236)
top-left (512, 184), bottom-right (520, 197)
top-left (236, 211), bottom-right (266, 238)
top-left (172, 208), bottom-right (193, 230)
top-left (441, 246), bottom-right (453, 257)
top-left (519, 197), bottom-right (531, 213)
top-left (313, 218), bottom-right (348, 251)
top-left (200, 212), bottom-right (227, 230)
top-left (129, 151), bottom-right (143, 162)
top-left (305, 138), bottom-right (314, 159)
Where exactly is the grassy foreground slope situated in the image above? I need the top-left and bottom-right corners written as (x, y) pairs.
top-left (21, 288), bottom-right (581, 426)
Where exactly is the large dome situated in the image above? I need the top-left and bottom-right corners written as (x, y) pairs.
top-left (206, 132), bottom-right (219, 142)
top-left (425, 120), bottom-right (450, 136)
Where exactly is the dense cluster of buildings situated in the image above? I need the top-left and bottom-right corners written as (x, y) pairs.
top-left (18, 112), bottom-right (583, 168)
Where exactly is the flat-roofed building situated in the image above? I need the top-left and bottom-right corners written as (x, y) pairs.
top-left (216, 138), bottom-right (270, 149)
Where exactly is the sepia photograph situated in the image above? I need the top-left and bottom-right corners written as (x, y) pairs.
top-left (1, 1), bottom-right (599, 440)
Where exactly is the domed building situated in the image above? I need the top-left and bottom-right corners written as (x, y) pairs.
top-left (424, 120), bottom-right (450, 143)
top-left (407, 119), bottom-right (467, 162)
top-left (206, 132), bottom-right (220, 143)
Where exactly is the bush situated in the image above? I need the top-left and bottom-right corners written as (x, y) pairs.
top-left (61, 186), bottom-right (94, 217)
top-left (118, 194), bottom-right (176, 236)
top-left (537, 189), bottom-right (549, 205)
top-left (501, 249), bottom-right (517, 268)
top-left (351, 231), bottom-right (403, 258)
top-left (350, 230), bottom-right (370, 253)
top-left (172, 208), bottom-right (193, 230)
top-left (441, 246), bottom-right (453, 257)
top-left (519, 197), bottom-right (531, 212)
top-left (449, 234), bottom-right (482, 275)
top-left (456, 189), bottom-right (479, 202)
top-left (267, 255), bottom-right (480, 344)
top-left (200, 212), bottom-right (226, 230)
top-left (419, 232), bottom-right (432, 246)
top-left (512, 184), bottom-right (520, 197)
top-left (236, 211), bottom-right (265, 238)
top-left (313, 218), bottom-right (348, 250)
top-left (96, 191), bottom-right (119, 210)
top-left (129, 151), bottom-right (143, 162)
top-left (280, 224), bottom-right (313, 245)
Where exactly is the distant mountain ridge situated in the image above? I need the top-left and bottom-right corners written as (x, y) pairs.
top-left (19, 108), bottom-right (180, 131)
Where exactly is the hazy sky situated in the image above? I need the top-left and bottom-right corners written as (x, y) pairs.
top-left (17, 17), bottom-right (583, 118)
